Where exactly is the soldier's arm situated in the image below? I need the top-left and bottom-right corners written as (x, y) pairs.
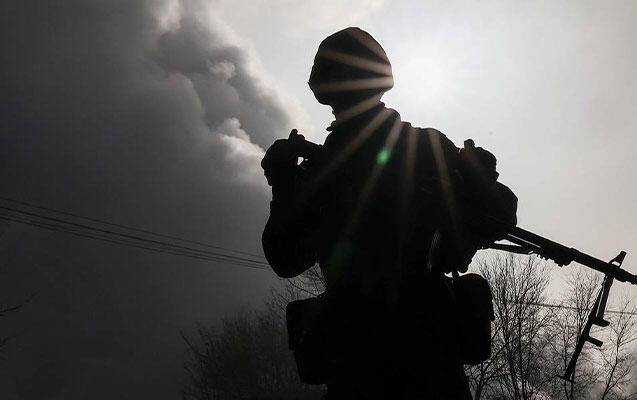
top-left (261, 134), bottom-right (319, 278)
top-left (423, 128), bottom-right (476, 272)
top-left (262, 208), bottom-right (317, 278)
top-left (424, 129), bottom-right (518, 272)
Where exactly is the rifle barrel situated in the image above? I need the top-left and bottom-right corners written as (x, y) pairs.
top-left (504, 227), bottom-right (637, 285)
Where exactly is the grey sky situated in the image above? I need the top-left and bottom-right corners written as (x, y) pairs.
top-left (1, 0), bottom-right (636, 398)
top-left (222, 0), bottom-right (637, 254)
top-left (222, 0), bottom-right (637, 282)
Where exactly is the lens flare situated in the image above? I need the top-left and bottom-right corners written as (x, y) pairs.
top-left (311, 77), bottom-right (394, 93)
top-left (376, 148), bottom-right (391, 165)
top-left (344, 116), bottom-right (403, 233)
top-left (429, 129), bottom-right (460, 235)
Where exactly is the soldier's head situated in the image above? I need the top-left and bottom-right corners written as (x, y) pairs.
top-left (309, 27), bottom-right (393, 112)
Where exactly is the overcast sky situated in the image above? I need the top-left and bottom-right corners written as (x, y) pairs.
top-left (1, 1), bottom-right (636, 398)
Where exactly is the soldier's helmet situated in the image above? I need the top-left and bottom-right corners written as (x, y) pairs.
top-left (309, 27), bottom-right (394, 111)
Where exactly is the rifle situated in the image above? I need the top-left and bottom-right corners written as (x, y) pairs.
top-left (488, 226), bottom-right (635, 382)
top-left (456, 138), bottom-right (636, 382)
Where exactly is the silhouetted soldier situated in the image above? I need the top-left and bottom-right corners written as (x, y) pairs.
top-left (262, 27), bottom-right (517, 399)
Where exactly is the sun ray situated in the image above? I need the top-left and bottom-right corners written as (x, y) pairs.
top-left (324, 115), bottom-right (403, 286)
top-left (311, 77), bottom-right (394, 93)
top-left (383, 123), bottom-right (418, 302)
top-left (317, 48), bottom-right (392, 75)
top-left (346, 28), bottom-right (390, 63)
top-left (344, 116), bottom-right (404, 233)
top-left (293, 95), bottom-right (392, 211)
top-left (334, 94), bottom-right (389, 124)
top-left (400, 123), bottom-right (417, 232)
top-left (429, 129), bottom-right (461, 236)
top-left (318, 107), bottom-right (393, 183)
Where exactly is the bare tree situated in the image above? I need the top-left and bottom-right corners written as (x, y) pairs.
top-left (184, 255), bottom-right (637, 400)
top-left (545, 268), bottom-right (601, 400)
top-left (465, 316), bottom-right (509, 400)
top-left (595, 297), bottom-right (637, 400)
top-left (466, 254), bottom-right (637, 400)
top-left (547, 268), bottom-right (637, 400)
top-left (467, 254), bottom-right (557, 400)
top-left (0, 221), bottom-right (30, 357)
top-left (0, 303), bottom-right (23, 355)
top-left (182, 267), bottom-right (325, 400)
top-left (181, 307), bottom-right (324, 400)
top-left (266, 266), bottom-right (324, 321)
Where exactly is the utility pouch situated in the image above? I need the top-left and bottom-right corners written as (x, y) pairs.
top-left (453, 273), bottom-right (495, 365)
top-left (286, 297), bottom-right (326, 384)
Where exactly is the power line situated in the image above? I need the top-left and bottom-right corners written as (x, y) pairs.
top-left (0, 204), bottom-right (271, 270)
top-left (0, 213), bottom-right (268, 270)
top-left (0, 213), bottom-right (269, 270)
top-left (0, 195), bottom-right (265, 260)
top-left (4, 198), bottom-right (633, 310)
top-left (508, 300), bottom-right (637, 316)
top-left (0, 204), bottom-right (268, 266)
top-left (3, 203), bottom-right (636, 315)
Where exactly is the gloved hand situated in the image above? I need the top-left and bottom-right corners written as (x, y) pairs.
top-left (262, 129), bottom-right (320, 185)
top-left (261, 133), bottom-right (299, 187)
top-left (458, 139), bottom-right (499, 184)
top-left (262, 129), bottom-right (315, 202)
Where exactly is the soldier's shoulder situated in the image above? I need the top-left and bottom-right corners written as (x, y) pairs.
top-left (403, 124), bottom-right (458, 149)
top-left (414, 126), bottom-right (448, 140)
top-left (398, 121), bottom-right (442, 136)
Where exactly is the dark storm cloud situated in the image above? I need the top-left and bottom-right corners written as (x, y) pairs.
top-left (0, 0), bottom-right (290, 398)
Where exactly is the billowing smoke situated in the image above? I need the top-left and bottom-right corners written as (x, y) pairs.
top-left (155, 0), bottom-right (292, 148)
top-left (1, 0), bottom-right (290, 202)
top-left (0, 0), bottom-right (295, 398)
